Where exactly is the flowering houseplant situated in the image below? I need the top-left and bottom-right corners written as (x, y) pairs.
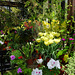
top-left (10, 49), bottom-right (32, 75)
top-left (39, 58), bottom-right (61, 75)
top-left (35, 31), bottom-right (61, 60)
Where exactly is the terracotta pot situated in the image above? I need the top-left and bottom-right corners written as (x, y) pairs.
top-left (26, 59), bottom-right (33, 65)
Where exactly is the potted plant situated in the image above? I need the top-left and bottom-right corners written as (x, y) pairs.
top-left (20, 42), bottom-right (35, 65)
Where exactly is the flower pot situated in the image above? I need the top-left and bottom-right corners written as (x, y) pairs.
top-left (27, 59), bottom-right (33, 65)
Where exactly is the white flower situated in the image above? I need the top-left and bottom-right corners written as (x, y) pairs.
top-left (55, 60), bottom-right (60, 69)
top-left (36, 58), bottom-right (43, 64)
top-left (31, 68), bottom-right (42, 75)
top-left (0, 40), bottom-right (4, 44)
top-left (47, 58), bottom-right (60, 69)
top-left (47, 58), bottom-right (56, 69)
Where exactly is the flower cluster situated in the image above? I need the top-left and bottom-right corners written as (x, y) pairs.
top-left (36, 32), bottom-right (61, 46)
top-left (47, 58), bottom-right (60, 69)
top-left (42, 19), bottom-right (66, 32)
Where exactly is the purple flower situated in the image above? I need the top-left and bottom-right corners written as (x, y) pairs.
top-left (1, 30), bottom-right (4, 34)
top-left (73, 34), bottom-right (75, 36)
top-left (71, 42), bottom-right (74, 44)
top-left (17, 68), bottom-right (22, 74)
top-left (61, 38), bottom-right (65, 41)
top-left (10, 55), bottom-right (15, 60)
top-left (15, 31), bottom-right (17, 33)
top-left (69, 38), bottom-right (74, 40)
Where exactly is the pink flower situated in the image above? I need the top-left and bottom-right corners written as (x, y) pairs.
top-left (32, 39), bottom-right (35, 41)
top-left (1, 30), bottom-right (4, 34)
top-left (29, 26), bottom-right (33, 29)
top-left (17, 68), bottom-right (22, 74)
top-left (73, 34), bottom-right (75, 36)
top-left (61, 38), bottom-right (65, 41)
top-left (24, 25), bottom-right (27, 27)
top-left (69, 38), bottom-right (74, 40)
top-left (15, 31), bottom-right (17, 33)
top-left (10, 55), bottom-right (15, 60)
top-left (71, 42), bottom-right (74, 44)
top-left (32, 68), bottom-right (42, 75)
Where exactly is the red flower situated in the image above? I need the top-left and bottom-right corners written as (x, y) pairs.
top-left (24, 25), bottom-right (27, 27)
top-left (54, 74), bottom-right (56, 75)
top-left (39, 55), bottom-right (42, 59)
top-left (9, 46), bottom-right (11, 49)
top-left (50, 70), bottom-right (53, 71)
top-left (18, 56), bottom-right (23, 59)
top-left (36, 50), bottom-right (38, 53)
top-left (3, 48), bottom-right (6, 50)
top-left (37, 64), bottom-right (41, 68)
top-left (39, 56), bottom-right (42, 59)
top-left (4, 41), bottom-right (8, 45)
top-left (50, 70), bottom-right (52, 71)
top-left (29, 26), bottom-right (33, 29)
top-left (60, 66), bottom-right (62, 69)
top-left (34, 58), bottom-right (37, 61)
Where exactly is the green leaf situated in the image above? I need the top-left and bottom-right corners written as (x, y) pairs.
top-left (59, 29), bottom-right (65, 32)
top-left (56, 49), bottom-right (68, 58)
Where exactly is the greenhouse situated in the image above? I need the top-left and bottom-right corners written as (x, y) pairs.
top-left (0, 0), bottom-right (75, 75)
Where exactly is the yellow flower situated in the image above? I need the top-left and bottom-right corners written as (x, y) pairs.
top-left (52, 32), bottom-right (60, 37)
top-left (44, 41), bottom-right (49, 46)
top-left (38, 32), bottom-right (44, 36)
top-left (21, 24), bottom-right (23, 28)
top-left (64, 54), bottom-right (69, 63)
top-left (49, 34), bottom-right (54, 39)
top-left (54, 39), bottom-right (61, 44)
top-left (28, 20), bottom-right (31, 23)
top-left (43, 37), bottom-right (48, 41)
top-left (42, 21), bottom-right (47, 25)
top-left (55, 33), bottom-right (60, 37)
top-left (48, 39), bottom-right (54, 44)
top-left (41, 36), bottom-right (45, 41)
top-left (57, 20), bottom-right (60, 24)
top-left (36, 38), bottom-right (41, 42)
top-left (43, 33), bottom-right (48, 36)
top-left (52, 19), bottom-right (56, 22)
top-left (42, 21), bottom-right (50, 28)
